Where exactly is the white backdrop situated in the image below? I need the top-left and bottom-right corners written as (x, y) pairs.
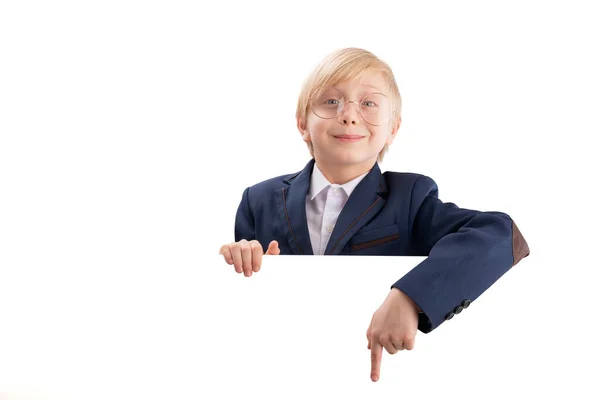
top-left (1, 1), bottom-right (599, 399)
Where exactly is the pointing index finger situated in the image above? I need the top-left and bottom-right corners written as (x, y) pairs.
top-left (370, 342), bottom-right (382, 382)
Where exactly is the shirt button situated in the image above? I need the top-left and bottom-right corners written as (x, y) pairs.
top-left (326, 226), bottom-right (333, 233)
top-left (332, 188), bottom-right (339, 195)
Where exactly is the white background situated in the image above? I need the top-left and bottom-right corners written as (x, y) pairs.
top-left (1, 1), bottom-right (599, 399)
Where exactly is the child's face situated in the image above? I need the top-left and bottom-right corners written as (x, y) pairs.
top-left (299, 69), bottom-right (399, 171)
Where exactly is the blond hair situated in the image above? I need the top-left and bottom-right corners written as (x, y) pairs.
top-left (296, 47), bottom-right (402, 163)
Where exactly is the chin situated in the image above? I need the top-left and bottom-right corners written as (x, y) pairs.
top-left (332, 153), bottom-right (371, 166)
top-left (316, 147), bottom-right (376, 166)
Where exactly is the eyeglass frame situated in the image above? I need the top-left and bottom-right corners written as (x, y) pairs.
top-left (308, 86), bottom-right (396, 127)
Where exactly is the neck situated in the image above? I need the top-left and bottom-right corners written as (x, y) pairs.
top-left (314, 158), bottom-right (376, 185)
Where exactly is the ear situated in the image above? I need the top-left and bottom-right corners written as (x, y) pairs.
top-left (386, 117), bottom-right (401, 145)
top-left (297, 116), bottom-right (311, 143)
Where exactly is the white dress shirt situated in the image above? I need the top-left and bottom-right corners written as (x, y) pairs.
top-left (305, 165), bottom-right (369, 255)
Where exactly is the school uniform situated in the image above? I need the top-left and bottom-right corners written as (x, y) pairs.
top-left (234, 158), bottom-right (530, 333)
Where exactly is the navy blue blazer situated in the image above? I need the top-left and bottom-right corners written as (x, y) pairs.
top-left (234, 158), bottom-right (530, 333)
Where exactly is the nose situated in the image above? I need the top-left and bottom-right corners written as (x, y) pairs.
top-left (338, 101), bottom-right (360, 125)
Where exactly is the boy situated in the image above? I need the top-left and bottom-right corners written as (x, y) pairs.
top-left (218, 47), bottom-right (530, 382)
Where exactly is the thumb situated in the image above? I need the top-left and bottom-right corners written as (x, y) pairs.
top-left (265, 240), bottom-right (280, 255)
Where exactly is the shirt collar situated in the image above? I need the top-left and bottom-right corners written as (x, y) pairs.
top-left (308, 164), bottom-right (369, 200)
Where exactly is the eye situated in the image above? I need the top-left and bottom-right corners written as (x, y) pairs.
top-left (362, 100), bottom-right (377, 107)
top-left (325, 99), bottom-right (339, 105)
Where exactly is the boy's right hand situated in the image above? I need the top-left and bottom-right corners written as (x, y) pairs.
top-left (219, 240), bottom-right (280, 277)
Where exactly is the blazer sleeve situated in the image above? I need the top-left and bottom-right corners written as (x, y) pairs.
top-left (234, 187), bottom-right (256, 242)
top-left (391, 176), bottom-right (530, 334)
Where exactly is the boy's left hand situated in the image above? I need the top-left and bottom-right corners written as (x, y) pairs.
top-left (366, 288), bottom-right (420, 382)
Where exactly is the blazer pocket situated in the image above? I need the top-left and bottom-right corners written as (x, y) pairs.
top-left (350, 224), bottom-right (401, 251)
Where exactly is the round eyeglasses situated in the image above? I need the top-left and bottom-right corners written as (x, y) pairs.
top-left (309, 86), bottom-right (393, 126)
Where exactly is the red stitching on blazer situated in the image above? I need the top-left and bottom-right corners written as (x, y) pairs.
top-left (351, 233), bottom-right (400, 251)
top-left (282, 188), bottom-right (304, 254)
top-left (328, 197), bottom-right (382, 255)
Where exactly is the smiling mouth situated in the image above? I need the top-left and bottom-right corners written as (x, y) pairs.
top-left (333, 135), bottom-right (365, 142)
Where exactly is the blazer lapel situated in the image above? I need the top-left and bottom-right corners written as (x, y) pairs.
top-left (324, 162), bottom-right (388, 255)
top-left (273, 159), bottom-right (315, 255)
